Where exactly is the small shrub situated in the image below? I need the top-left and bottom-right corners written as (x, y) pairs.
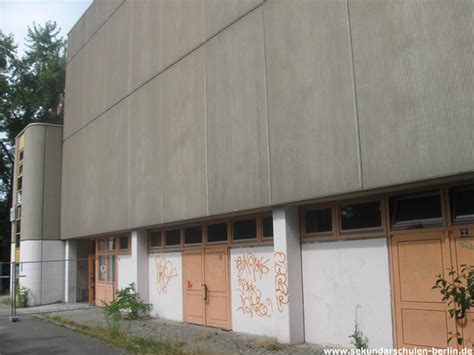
top-left (16, 285), bottom-right (29, 308)
top-left (349, 321), bottom-right (369, 350)
top-left (433, 264), bottom-right (474, 346)
top-left (103, 283), bottom-right (152, 331)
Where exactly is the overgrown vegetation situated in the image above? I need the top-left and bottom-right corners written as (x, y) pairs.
top-left (16, 284), bottom-right (29, 308)
top-left (39, 314), bottom-right (185, 355)
top-left (103, 283), bottom-right (152, 333)
top-left (349, 321), bottom-right (369, 350)
top-left (433, 264), bottom-right (474, 346)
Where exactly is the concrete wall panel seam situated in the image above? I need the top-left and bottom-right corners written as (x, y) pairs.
top-left (63, 0), bottom-right (268, 144)
top-left (67, 0), bottom-right (125, 63)
top-left (345, 0), bottom-right (364, 190)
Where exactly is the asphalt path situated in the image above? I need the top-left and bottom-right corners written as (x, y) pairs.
top-left (0, 316), bottom-right (121, 355)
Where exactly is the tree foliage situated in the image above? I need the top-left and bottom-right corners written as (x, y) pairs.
top-left (0, 22), bottom-right (65, 273)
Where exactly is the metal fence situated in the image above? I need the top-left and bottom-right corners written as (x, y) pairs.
top-left (0, 258), bottom-right (91, 320)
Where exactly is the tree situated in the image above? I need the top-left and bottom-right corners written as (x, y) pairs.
top-left (0, 22), bottom-right (65, 288)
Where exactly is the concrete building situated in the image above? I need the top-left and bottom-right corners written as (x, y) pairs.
top-left (12, 0), bottom-right (474, 348)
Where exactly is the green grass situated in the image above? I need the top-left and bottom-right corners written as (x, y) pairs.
top-left (1, 297), bottom-right (11, 306)
top-left (38, 314), bottom-right (186, 355)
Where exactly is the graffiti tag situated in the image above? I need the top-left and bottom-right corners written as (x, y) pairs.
top-left (156, 256), bottom-right (177, 294)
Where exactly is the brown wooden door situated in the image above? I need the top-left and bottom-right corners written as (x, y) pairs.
top-left (183, 250), bottom-right (206, 325)
top-left (391, 231), bottom-right (457, 348)
top-left (204, 248), bottom-right (231, 329)
top-left (183, 248), bottom-right (231, 329)
top-left (450, 228), bottom-right (474, 345)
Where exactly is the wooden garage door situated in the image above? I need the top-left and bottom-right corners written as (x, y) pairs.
top-left (391, 231), bottom-right (459, 348)
top-left (183, 248), bottom-right (231, 329)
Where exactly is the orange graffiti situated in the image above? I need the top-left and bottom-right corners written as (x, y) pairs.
top-left (156, 256), bottom-right (177, 294)
top-left (235, 253), bottom-right (270, 281)
top-left (274, 251), bottom-right (289, 312)
top-left (234, 252), bottom-right (273, 318)
top-left (235, 278), bottom-right (273, 318)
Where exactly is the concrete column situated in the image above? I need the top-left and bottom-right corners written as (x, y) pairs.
top-left (133, 230), bottom-right (149, 303)
top-left (272, 206), bottom-right (304, 344)
top-left (64, 240), bottom-right (77, 303)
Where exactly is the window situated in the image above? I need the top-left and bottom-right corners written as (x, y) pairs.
top-left (108, 255), bottom-right (115, 282)
top-left (184, 226), bottom-right (202, 244)
top-left (451, 185), bottom-right (474, 224)
top-left (16, 206), bottom-right (21, 219)
top-left (390, 192), bottom-right (442, 229)
top-left (165, 229), bottom-right (181, 246)
top-left (149, 231), bottom-right (162, 248)
top-left (18, 164), bottom-right (23, 175)
top-left (340, 201), bottom-right (382, 232)
top-left (17, 176), bottom-right (22, 190)
top-left (19, 150), bottom-right (24, 161)
top-left (15, 234), bottom-right (20, 248)
top-left (262, 216), bottom-right (273, 239)
top-left (304, 208), bottom-right (332, 234)
top-left (98, 256), bottom-right (106, 281)
top-left (119, 236), bottom-right (129, 250)
top-left (232, 219), bottom-right (257, 241)
top-left (15, 220), bottom-right (21, 234)
top-left (99, 240), bottom-right (107, 251)
top-left (207, 223), bottom-right (228, 243)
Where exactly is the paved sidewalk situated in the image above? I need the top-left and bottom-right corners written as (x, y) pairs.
top-left (0, 298), bottom-right (92, 319)
top-left (0, 315), bottom-right (121, 355)
top-left (41, 307), bottom-right (333, 354)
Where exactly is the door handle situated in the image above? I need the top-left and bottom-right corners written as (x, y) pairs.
top-left (202, 283), bottom-right (208, 301)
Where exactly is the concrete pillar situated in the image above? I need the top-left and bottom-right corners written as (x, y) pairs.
top-left (64, 240), bottom-right (77, 303)
top-left (272, 206), bottom-right (304, 344)
top-left (133, 230), bottom-right (149, 303)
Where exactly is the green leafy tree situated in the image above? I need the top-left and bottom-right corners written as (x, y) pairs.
top-left (0, 22), bottom-right (66, 287)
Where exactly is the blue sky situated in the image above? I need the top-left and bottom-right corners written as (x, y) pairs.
top-left (0, 0), bottom-right (92, 54)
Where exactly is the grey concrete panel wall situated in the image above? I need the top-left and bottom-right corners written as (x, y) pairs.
top-left (61, 133), bottom-right (83, 239)
top-left (22, 126), bottom-right (46, 241)
top-left (64, 51), bottom-right (84, 139)
top-left (42, 126), bottom-right (63, 240)
top-left (128, 78), bottom-right (163, 228)
top-left (84, 0), bottom-right (107, 42)
top-left (204, 0), bottom-right (263, 39)
top-left (104, 1), bottom-right (130, 110)
top-left (100, 98), bottom-right (129, 233)
top-left (67, 16), bottom-right (85, 60)
top-left (162, 0), bottom-right (205, 68)
top-left (350, 0), bottom-right (474, 189)
top-left (129, 0), bottom-right (164, 91)
top-left (264, 0), bottom-right (361, 204)
top-left (105, 0), bottom-right (125, 19)
top-left (160, 48), bottom-right (207, 223)
top-left (79, 119), bottom-right (103, 236)
top-left (82, 27), bottom-right (105, 129)
top-left (206, 9), bottom-right (270, 214)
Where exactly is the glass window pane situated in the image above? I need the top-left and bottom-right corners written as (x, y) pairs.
top-left (341, 201), bottom-right (382, 231)
top-left (150, 231), bottom-right (162, 248)
top-left (262, 216), bottom-right (273, 239)
top-left (207, 223), bottom-right (228, 243)
top-left (19, 151), bottom-right (24, 161)
top-left (452, 186), bottom-right (474, 222)
top-left (184, 226), bottom-right (202, 244)
top-left (108, 255), bottom-right (115, 282)
top-left (165, 229), bottom-right (181, 246)
top-left (233, 219), bottom-right (257, 241)
top-left (108, 239), bottom-right (115, 251)
top-left (17, 177), bottom-right (22, 190)
top-left (305, 208), bottom-right (332, 234)
top-left (391, 193), bottom-right (442, 227)
top-left (98, 240), bottom-right (106, 251)
top-left (119, 236), bottom-right (129, 250)
top-left (99, 256), bottom-right (106, 281)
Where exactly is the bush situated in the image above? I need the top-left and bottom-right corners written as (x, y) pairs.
top-left (103, 283), bottom-right (152, 331)
top-left (16, 285), bottom-right (29, 308)
top-left (433, 264), bottom-right (474, 346)
top-left (349, 321), bottom-right (369, 350)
